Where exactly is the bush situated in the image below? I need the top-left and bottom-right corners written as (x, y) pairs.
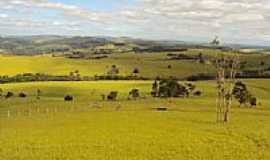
top-left (18, 92), bottom-right (27, 98)
top-left (186, 73), bottom-right (215, 81)
top-left (155, 107), bottom-right (168, 111)
top-left (107, 65), bottom-right (119, 77)
top-left (154, 79), bottom-right (189, 98)
top-left (250, 96), bottom-right (257, 107)
top-left (101, 94), bottom-right (106, 101)
top-left (64, 95), bottom-right (73, 101)
top-left (185, 83), bottom-right (196, 92)
top-left (193, 91), bottom-right (202, 96)
top-left (107, 91), bottom-right (118, 101)
top-left (151, 80), bottom-right (159, 97)
top-left (133, 68), bottom-right (140, 75)
top-left (233, 81), bottom-right (257, 107)
top-left (0, 88), bottom-right (3, 97)
top-left (5, 92), bottom-right (14, 99)
top-left (128, 89), bottom-right (140, 100)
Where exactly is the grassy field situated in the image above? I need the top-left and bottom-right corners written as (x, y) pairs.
top-left (0, 52), bottom-right (214, 79)
top-left (1, 79), bottom-right (270, 160)
top-left (1, 49), bottom-right (269, 79)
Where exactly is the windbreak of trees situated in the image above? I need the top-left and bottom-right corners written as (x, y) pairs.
top-left (0, 73), bottom-right (83, 83)
top-left (186, 72), bottom-right (270, 81)
top-left (1, 72), bottom-right (269, 84)
top-left (0, 72), bottom-right (150, 84)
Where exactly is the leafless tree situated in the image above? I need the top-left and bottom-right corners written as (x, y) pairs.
top-left (215, 53), bottom-right (240, 123)
top-left (211, 36), bottom-right (220, 46)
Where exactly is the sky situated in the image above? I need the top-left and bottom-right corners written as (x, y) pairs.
top-left (0, 0), bottom-right (269, 45)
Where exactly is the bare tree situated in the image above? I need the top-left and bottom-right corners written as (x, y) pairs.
top-left (211, 36), bottom-right (220, 46)
top-left (215, 53), bottom-right (240, 123)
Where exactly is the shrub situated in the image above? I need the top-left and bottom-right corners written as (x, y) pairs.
top-left (233, 81), bottom-right (257, 107)
top-left (133, 68), bottom-right (140, 75)
top-left (250, 96), bottom-right (257, 107)
top-left (107, 91), bottom-right (118, 101)
top-left (186, 73), bottom-right (215, 81)
top-left (157, 79), bottom-right (189, 98)
top-left (185, 83), bottom-right (196, 92)
top-left (107, 65), bottom-right (119, 77)
top-left (64, 95), bottom-right (73, 101)
top-left (36, 89), bottom-right (42, 99)
top-left (0, 88), bottom-right (3, 97)
top-left (101, 94), bottom-right (106, 101)
top-left (155, 107), bottom-right (167, 111)
top-left (5, 92), bottom-right (14, 99)
top-left (128, 89), bottom-right (140, 100)
top-left (18, 92), bottom-right (27, 98)
top-left (151, 80), bottom-right (159, 97)
top-left (193, 91), bottom-right (202, 96)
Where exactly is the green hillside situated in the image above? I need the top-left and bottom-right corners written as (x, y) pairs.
top-left (0, 80), bottom-right (270, 160)
top-left (1, 49), bottom-right (270, 79)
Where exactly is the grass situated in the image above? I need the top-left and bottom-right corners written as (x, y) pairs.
top-left (1, 79), bottom-right (270, 160)
top-left (1, 49), bottom-right (269, 79)
top-left (0, 53), bottom-right (214, 79)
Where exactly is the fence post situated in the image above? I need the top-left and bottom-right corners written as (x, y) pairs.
top-left (7, 110), bottom-right (10, 119)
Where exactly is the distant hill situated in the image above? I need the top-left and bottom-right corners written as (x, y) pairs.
top-left (0, 35), bottom-right (269, 55)
top-left (0, 36), bottom-right (111, 55)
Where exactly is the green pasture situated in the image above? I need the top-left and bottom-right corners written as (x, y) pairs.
top-left (0, 79), bottom-right (270, 160)
top-left (1, 49), bottom-right (269, 79)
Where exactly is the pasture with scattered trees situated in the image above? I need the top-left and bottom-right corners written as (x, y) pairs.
top-left (0, 46), bottom-right (270, 160)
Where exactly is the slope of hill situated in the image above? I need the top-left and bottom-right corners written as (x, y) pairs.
top-left (0, 79), bottom-right (270, 160)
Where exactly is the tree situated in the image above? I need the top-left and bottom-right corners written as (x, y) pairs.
top-left (74, 70), bottom-right (79, 74)
top-left (215, 53), bottom-right (240, 123)
top-left (101, 94), bottom-right (106, 101)
top-left (151, 80), bottom-right (159, 97)
top-left (107, 65), bottom-right (119, 77)
top-left (37, 89), bottom-right (42, 99)
top-left (0, 88), bottom-right (3, 97)
top-left (260, 61), bottom-right (265, 67)
top-left (250, 96), bottom-right (257, 107)
top-left (198, 52), bottom-right (205, 64)
top-left (64, 95), bottom-right (73, 101)
top-left (157, 79), bottom-right (189, 98)
top-left (232, 81), bottom-right (257, 107)
top-left (193, 90), bottom-right (202, 96)
top-left (18, 92), bottom-right (27, 98)
top-left (107, 91), bottom-right (118, 101)
top-left (185, 83), bottom-right (196, 93)
top-left (74, 70), bottom-right (81, 80)
top-left (69, 72), bottom-right (74, 77)
top-left (5, 92), bottom-right (14, 99)
top-left (210, 36), bottom-right (220, 46)
top-left (128, 89), bottom-right (140, 100)
top-left (133, 68), bottom-right (140, 77)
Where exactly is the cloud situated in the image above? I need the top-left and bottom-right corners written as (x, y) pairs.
top-left (0, 0), bottom-right (269, 45)
top-left (0, 13), bottom-right (8, 18)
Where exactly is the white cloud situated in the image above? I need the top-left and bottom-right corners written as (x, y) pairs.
top-left (52, 21), bottom-right (61, 26)
top-left (0, 13), bottom-right (8, 18)
top-left (0, 0), bottom-right (269, 44)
